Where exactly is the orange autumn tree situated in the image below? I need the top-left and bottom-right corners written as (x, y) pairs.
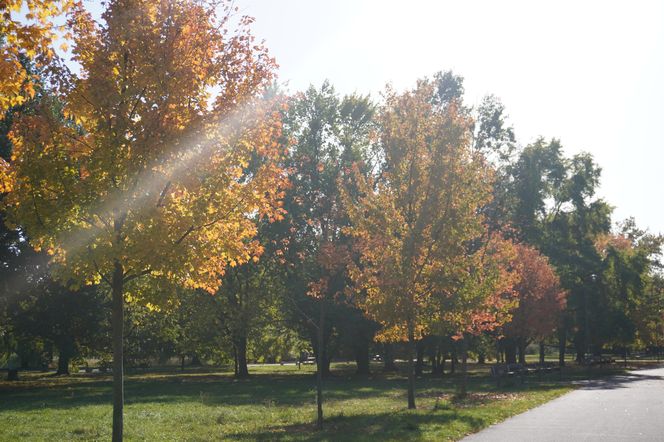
top-left (1, 1), bottom-right (285, 440)
top-left (501, 244), bottom-right (567, 364)
top-left (437, 234), bottom-right (519, 396)
top-left (0, 0), bottom-right (75, 114)
top-left (345, 78), bottom-right (494, 409)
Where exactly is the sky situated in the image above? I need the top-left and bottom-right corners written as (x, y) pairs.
top-left (236, 0), bottom-right (664, 235)
top-left (80, 0), bottom-right (664, 235)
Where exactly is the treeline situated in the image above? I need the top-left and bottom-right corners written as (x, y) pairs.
top-left (3, 73), bottom-right (663, 382)
top-left (1, 0), bottom-right (663, 437)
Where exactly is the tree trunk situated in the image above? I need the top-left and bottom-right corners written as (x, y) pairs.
top-left (316, 302), bottom-right (325, 430)
top-left (56, 350), bottom-right (70, 376)
top-left (414, 339), bottom-right (424, 376)
top-left (576, 347), bottom-right (585, 363)
top-left (458, 337), bottom-right (469, 398)
top-left (56, 337), bottom-right (74, 376)
top-left (450, 350), bottom-right (457, 374)
top-left (180, 355), bottom-right (185, 372)
top-left (558, 328), bottom-right (566, 367)
top-left (7, 369), bottom-right (19, 381)
top-left (505, 343), bottom-right (517, 365)
top-left (111, 260), bottom-right (124, 442)
top-left (518, 341), bottom-right (527, 365)
top-left (383, 343), bottom-right (397, 372)
top-left (234, 335), bottom-right (249, 378)
top-left (354, 340), bottom-right (370, 375)
top-left (233, 346), bottom-right (238, 376)
top-left (407, 324), bottom-right (416, 409)
top-left (539, 341), bottom-right (545, 365)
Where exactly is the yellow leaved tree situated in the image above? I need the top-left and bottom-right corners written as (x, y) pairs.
top-left (1, 1), bottom-right (286, 440)
top-left (345, 78), bottom-right (496, 409)
top-left (0, 0), bottom-right (74, 113)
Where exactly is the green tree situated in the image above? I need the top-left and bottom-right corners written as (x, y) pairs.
top-left (279, 82), bottom-right (378, 428)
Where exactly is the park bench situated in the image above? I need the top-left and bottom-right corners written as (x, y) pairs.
top-left (580, 355), bottom-right (615, 366)
top-left (490, 363), bottom-right (528, 386)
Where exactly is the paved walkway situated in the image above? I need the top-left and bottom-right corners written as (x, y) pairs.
top-left (463, 366), bottom-right (664, 441)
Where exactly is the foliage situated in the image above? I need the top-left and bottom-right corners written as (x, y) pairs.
top-left (0, 0), bottom-right (74, 114)
top-left (501, 244), bottom-right (567, 345)
top-left (345, 77), bottom-right (495, 343)
top-left (3, 0), bottom-right (287, 293)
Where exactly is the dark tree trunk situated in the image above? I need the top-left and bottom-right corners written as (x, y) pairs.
top-left (505, 343), bottom-right (517, 365)
top-left (518, 341), bottom-right (527, 365)
top-left (354, 340), bottom-right (370, 375)
top-left (234, 335), bottom-right (249, 378)
top-left (450, 350), bottom-right (457, 374)
top-left (414, 339), bottom-right (424, 376)
top-left (111, 260), bottom-right (124, 442)
top-left (180, 355), bottom-right (185, 372)
top-left (458, 336), bottom-right (468, 398)
top-left (576, 348), bottom-right (585, 363)
top-left (316, 302), bottom-right (325, 430)
top-left (56, 337), bottom-right (74, 375)
top-left (432, 346), bottom-right (442, 376)
top-left (407, 324), bottom-right (416, 409)
top-left (7, 369), bottom-right (19, 381)
top-left (190, 354), bottom-right (202, 366)
top-left (311, 331), bottom-right (332, 378)
top-left (539, 341), bottom-right (545, 365)
top-left (383, 343), bottom-right (397, 372)
top-left (558, 328), bottom-right (566, 367)
top-left (56, 351), bottom-right (70, 376)
top-left (477, 352), bottom-right (486, 364)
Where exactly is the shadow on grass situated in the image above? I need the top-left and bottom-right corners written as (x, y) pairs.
top-left (222, 409), bottom-right (487, 441)
top-left (0, 364), bottom-right (648, 414)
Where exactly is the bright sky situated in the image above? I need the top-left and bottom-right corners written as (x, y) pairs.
top-left (238, 0), bottom-right (664, 235)
top-left (81, 0), bottom-right (664, 235)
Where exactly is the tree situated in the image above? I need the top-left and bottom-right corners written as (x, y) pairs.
top-left (593, 222), bottom-right (663, 355)
top-left (11, 281), bottom-right (107, 374)
top-left (501, 243), bottom-right (567, 364)
top-left (0, 0), bottom-right (74, 114)
top-left (505, 139), bottom-right (612, 363)
top-left (278, 82), bottom-right (378, 428)
top-left (1, 1), bottom-right (285, 440)
top-left (345, 77), bottom-right (494, 409)
top-left (215, 257), bottom-right (285, 378)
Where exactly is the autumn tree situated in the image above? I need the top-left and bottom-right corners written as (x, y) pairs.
top-left (345, 77), bottom-right (495, 409)
top-left (0, 0), bottom-right (74, 114)
top-left (436, 234), bottom-right (519, 396)
top-left (501, 243), bottom-right (566, 364)
top-left (1, 1), bottom-right (286, 440)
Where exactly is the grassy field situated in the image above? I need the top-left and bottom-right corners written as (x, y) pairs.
top-left (0, 361), bottom-right (640, 441)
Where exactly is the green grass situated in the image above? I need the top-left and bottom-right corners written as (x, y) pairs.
top-left (0, 362), bottom-right (633, 441)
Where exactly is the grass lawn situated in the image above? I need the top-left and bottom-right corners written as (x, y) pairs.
top-left (0, 361), bottom-right (637, 441)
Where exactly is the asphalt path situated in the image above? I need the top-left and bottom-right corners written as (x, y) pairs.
top-left (463, 366), bottom-right (664, 441)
